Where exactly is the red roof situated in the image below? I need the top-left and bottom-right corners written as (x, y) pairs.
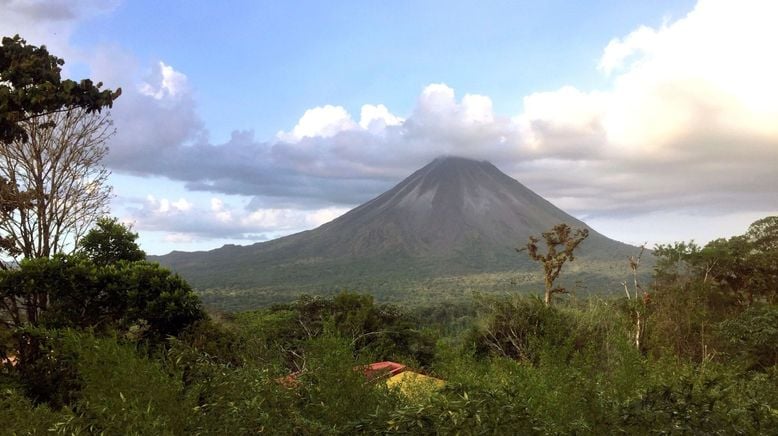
top-left (278, 361), bottom-right (409, 387)
top-left (361, 361), bottom-right (407, 381)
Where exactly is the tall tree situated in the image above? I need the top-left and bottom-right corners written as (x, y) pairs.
top-left (0, 35), bottom-right (119, 264)
top-left (0, 108), bottom-right (113, 259)
top-left (519, 223), bottom-right (589, 306)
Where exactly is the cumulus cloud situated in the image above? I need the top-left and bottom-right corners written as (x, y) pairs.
top-left (513, 0), bottom-right (778, 216)
top-left (10, 0), bottom-right (778, 245)
top-left (123, 195), bottom-right (348, 241)
top-left (138, 62), bottom-right (189, 100)
top-left (359, 104), bottom-right (403, 133)
top-left (99, 59), bottom-right (207, 174)
top-left (277, 105), bottom-right (358, 141)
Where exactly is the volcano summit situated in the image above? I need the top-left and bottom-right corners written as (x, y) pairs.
top-left (153, 157), bottom-right (639, 306)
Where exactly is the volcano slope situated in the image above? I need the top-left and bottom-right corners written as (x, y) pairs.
top-left (152, 157), bottom-right (644, 309)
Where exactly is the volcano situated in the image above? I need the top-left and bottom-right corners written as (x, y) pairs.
top-left (153, 157), bottom-right (638, 304)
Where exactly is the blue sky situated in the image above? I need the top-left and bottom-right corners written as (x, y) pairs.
top-left (3, 0), bottom-right (777, 254)
top-left (72, 0), bottom-right (694, 142)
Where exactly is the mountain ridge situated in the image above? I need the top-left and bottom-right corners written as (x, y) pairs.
top-left (152, 156), bottom-right (640, 304)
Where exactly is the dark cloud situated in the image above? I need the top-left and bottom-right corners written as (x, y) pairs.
top-left (104, 74), bottom-right (778, 219)
top-left (0, 0), bottom-right (76, 21)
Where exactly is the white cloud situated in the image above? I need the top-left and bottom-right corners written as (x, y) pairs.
top-left (516, 86), bottom-right (607, 155)
top-left (417, 83), bottom-right (457, 114)
top-left (171, 198), bottom-right (192, 211)
top-left (461, 94), bottom-right (494, 124)
top-left (146, 195), bottom-right (192, 214)
top-left (241, 206), bottom-right (349, 229)
top-left (306, 207), bottom-right (351, 226)
top-left (138, 62), bottom-right (189, 100)
top-left (359, 104), bottom-right (403, 132)
top-left (597, 0), bottom-right (778, 150)
top-left (277, 105), bottom-right (358, 141)
top-left (599, 25), bottom-right (659, 75)
top-left (503, 0), bottom-right (778, 216)
top-left (123, 195), bottom-right (349, 242)
top-left (164, 233), bottom-right (195, 243)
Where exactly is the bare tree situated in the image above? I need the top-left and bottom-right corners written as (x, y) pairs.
top-left (519, 223), bottom-right (589, 306)
top-left (622, 244), bottom-right (647, 350)
top-left (0, 108), bottom-right (113, 260)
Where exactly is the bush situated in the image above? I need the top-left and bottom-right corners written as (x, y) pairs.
top-left (0, 256), bottom-right (205, 345)
top-left (618, 365), bottom-right (778, 434)
top-left (715, 305), bottom-right (778, 370)
top-left (0, 388), bottom-right (71, 435)
top-left (10, 329), bottom-right (196, 433)
top-left (470, 295), bottom-right (575, 362)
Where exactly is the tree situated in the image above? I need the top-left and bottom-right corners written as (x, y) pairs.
top-left (0, 255), bottom-right (204, 340)
top-left (0, 35), bottom-right (120, 144)
top-left (0, 108), bottom-right (113, 260)
top-left (78, 217), bottom-right (145, 266)
top-left (0, 35), bottom-right (119, 263)
top-left (746, 216), bottom-right (778, 252)
top-left (654, 217), bottom-right (778, 307)
top-left (519, 223), bottom-right (589, 306)
top-left (622, 244), bottom-right (648, 350)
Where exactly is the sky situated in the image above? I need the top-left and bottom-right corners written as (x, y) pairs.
top-left (2, 0), bottom-right (777, 255)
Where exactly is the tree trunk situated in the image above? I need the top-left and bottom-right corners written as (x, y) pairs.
top-left (544, 277), bottom-right (553, 306)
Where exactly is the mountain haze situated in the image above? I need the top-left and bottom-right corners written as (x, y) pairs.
top-left (153, 157), bottom-right (639, 304)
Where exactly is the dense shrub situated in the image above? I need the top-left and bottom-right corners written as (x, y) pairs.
top-left (0, 256), bottom-right (205, 345)
top-left (715, 305), bottom-right (778, 370)
top-left (7, 329), bottom-right (194, 433)
top-left (234, 292), bottom-right (437, 370)
top-left (470, 295), bottom-right (576, 362)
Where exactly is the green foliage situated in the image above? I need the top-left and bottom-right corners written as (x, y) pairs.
top-left (520, 223), bottom-right (590, 305)
top-left (0, 176), bottom-right (30, 261)
top-left (0, 387), bottom-right (71, 435)
top-left (470, 294), bottom-right (575, 362)
top-left (78, 217), bottom-right (146, 265)
top-left (654, 216), bottom-right (778, 306)
top-left (0, 34), bottom-right (119, 144)
top-left (117, 261), bottom-right (205, 342)
top-left (61, 331), bottom-right (193, 434)
top-left (0, 255), bottom-right (205, 345)
top-left (352, 383), bottom-right (540, 434)
top-left (235, 292), bottom-right (437, 369)
top-left (645, 281), bottom-right (721, 362)
top-left (653, 240), bottom-right (702, 286)
top-left (296, 335), bottom-right (398, 432)
top-left (14, 327), bottom-right (82, 407)
top-left (648, 216), bottom-right (778, 363)
top-left (3, 292), bottom-right (777, 434)
top-left (618, 364), bottom-right (778, 434)
top-left (747, 215), bottom-right (778, 251)
top-left (6, 329), bottom-right (196, 434)
top-left (716, 305), bottom-right (778, 370)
